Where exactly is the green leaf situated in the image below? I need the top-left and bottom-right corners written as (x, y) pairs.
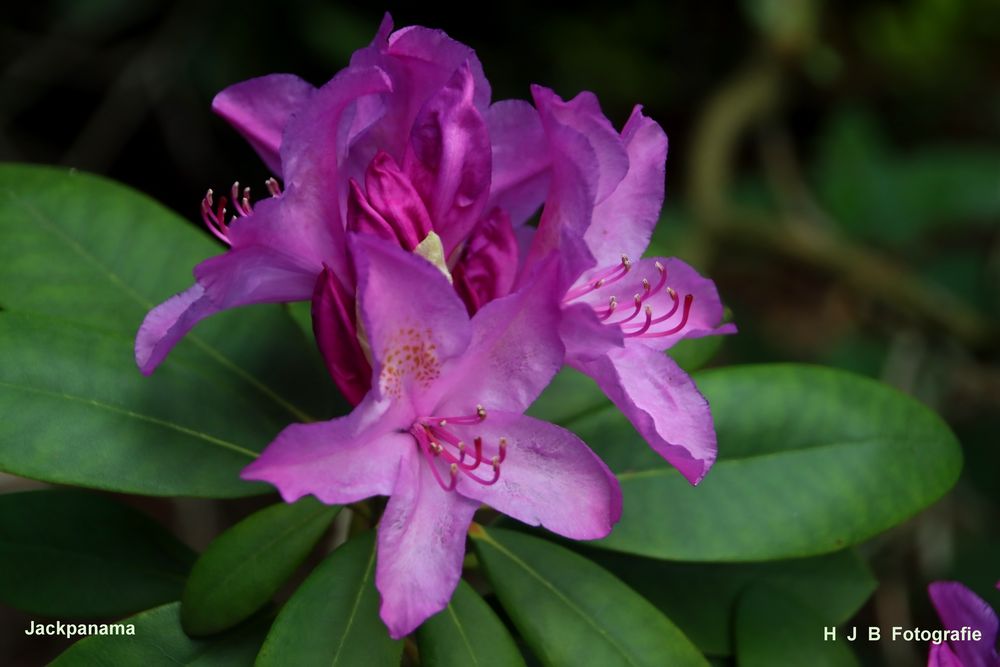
top-left (182, 497), bottom-right (339, 636)
top-left (50, 602), bottom-right (269, 666)
top-left (0, 490), bottom-right (194, 617)
top-left (0, 164), bottom-right (343, 497)
top-left (471, 526), bottom-right (708, 667)
top-left (583, 547), bottom-right (874, 656)
top-left (584, 364), bottom-right (962, 560)
top-left (815, 111), bottom-right (1000, 245)
top-left (417, 579), bottom-right (526, 667)
top-left (526, 367), bottom-right (608, 427)
top-left (527, 366), bottom-right (672, 475)
top-left (286, 301), bottom-right (315, 340)
top-left (256, 531), bottom-right (400, 667)
top-left (735, 585), bottom-right (859, 666)
top-left (668, 333), bottom-right (725, 374)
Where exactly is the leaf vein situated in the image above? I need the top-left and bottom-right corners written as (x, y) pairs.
top-left (480, 533), bottom-right (641, 667)
top-left (0, 381), bottom-right (259, 459)
top-left (1, 188), bottom-right (313, 422)
top-left (329, 541), bottom-right (377, 667)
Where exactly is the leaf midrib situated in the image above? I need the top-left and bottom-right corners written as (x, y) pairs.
top-left (0, 380), bottom-right (258, 459)
top-left (329, 542), bottom-right (378, 667)
top-left (1, 187), bottom-right (314, 422)
top-left (477, 531), bottom-right (643, 667)
top-left (615, 435), bottom-right (947, 481)
top-left (445, 601), bottom-right (479, 665)
top-left (191, 504), bottom-right (336, 613)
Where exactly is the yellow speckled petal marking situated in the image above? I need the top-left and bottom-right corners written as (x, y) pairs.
top-left (379, 326), bottom-right (441, 398)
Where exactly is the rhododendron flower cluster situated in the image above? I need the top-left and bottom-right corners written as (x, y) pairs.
top-left (135, 14), bottom-right (733, 636)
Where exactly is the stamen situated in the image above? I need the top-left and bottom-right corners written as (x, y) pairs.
top-left (626, 306), bottom-right (654, 336)
top-left (427, 425), bottom-right (483, 471)
top-left (467, 437), bottom-right (485, 471)
top-left (457, 458), bottom-right (500, 486)
top-left (607, 294), bottom-right (643, 325)
top-left (412, 406), bottom-right (506, 490)
top-left (650, 262), bottom-right (668, 295)
top-left (430, 405), bottom-right (486, 425)
top-left (562, 255), bottom-right (632, 303)
top-left (230, 182), bottom-right (255, 217)
top-left (201, 176), bottom-right (280, 245)
top-left (200, 189), bottom-right (231, 245)
top-left (626, 294), bottom-right (694, 338)
top-left (646, 288), bottom-right (681, 325)
top-left (414, 427), bottom-right (458, 491)
top-left (597, 296), bottom-right (618, 321)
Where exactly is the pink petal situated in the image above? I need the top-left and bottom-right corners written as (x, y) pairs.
top-left (452, 207), bottom-right (519, 313)
top-left (559, 302), bottom-right (625, 363)
top-left (586, 106), bottom-right (668, 268)
top-left (193, 244), bottom-right (319, 305)
top-left (453, 411), bottom-right (621, 540)
top-left (347, 178), bottom-right (399, 246)
top-left (241, 394), bottom-right (409, 504)
top-left (136, 243), bottom-right (317, 375)
top-left (376, 445), bottom-right (480, 639)
top-left (929, 581), bottom-right (1000, 667)
top-left (441, 258), bottom-right (563, 414)
top-left (486, 99), bottom-right (551, 226)
top-left (928, 643), bottom-right (963, 667)
top-left (355, 151), bottom-right (433, 250)
top-left (278, 65), bottom-right (393, 281)
top-left (386, 26), bottom-right (491, 110)
top-left (312, 266), bottom-right (372, 406)
top-left (532, 87), bottom-right (628, 205)
top-left (351, 15), bottom-right (490, 160)
top-left (211, 74), bottom-right (315, 175)
top-left (571, 345), bottom-right (717, 485)
top-left (350, 235), bottom-right (471, 406)
top-left (135, 284), bottom-right (213, 375)
top-left (404, 62), bottom-right (491, 256)
top-left (519, 88), bottom-right (602, 290)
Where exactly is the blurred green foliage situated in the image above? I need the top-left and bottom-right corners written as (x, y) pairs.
top-left (1, 1), bottom-right (998, 665)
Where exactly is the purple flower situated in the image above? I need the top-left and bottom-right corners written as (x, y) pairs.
top-left (135, 13), bottom-right (733, 486)
top-left (135, 15), bottom-right (496, 402)
top-left (242, 234), bottom-right (621, 638)
top-left (490, 87), bottom-right (736, 484)
top-left (928, 581), bottom-right (1000, 667)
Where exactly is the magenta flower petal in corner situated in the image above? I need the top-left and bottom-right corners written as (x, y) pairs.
top-left (928, 581), bottom-right (1000, 667)
top-left (241, 235), bottom-right (621, 639)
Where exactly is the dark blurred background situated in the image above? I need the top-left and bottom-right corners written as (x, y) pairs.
top-left (1, 1), bottom-right (998, 665)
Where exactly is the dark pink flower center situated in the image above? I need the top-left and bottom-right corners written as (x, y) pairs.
top-left (563, 254), bottom-right (694, 339)
top-left (408, 405), bottom-right (507, 492)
